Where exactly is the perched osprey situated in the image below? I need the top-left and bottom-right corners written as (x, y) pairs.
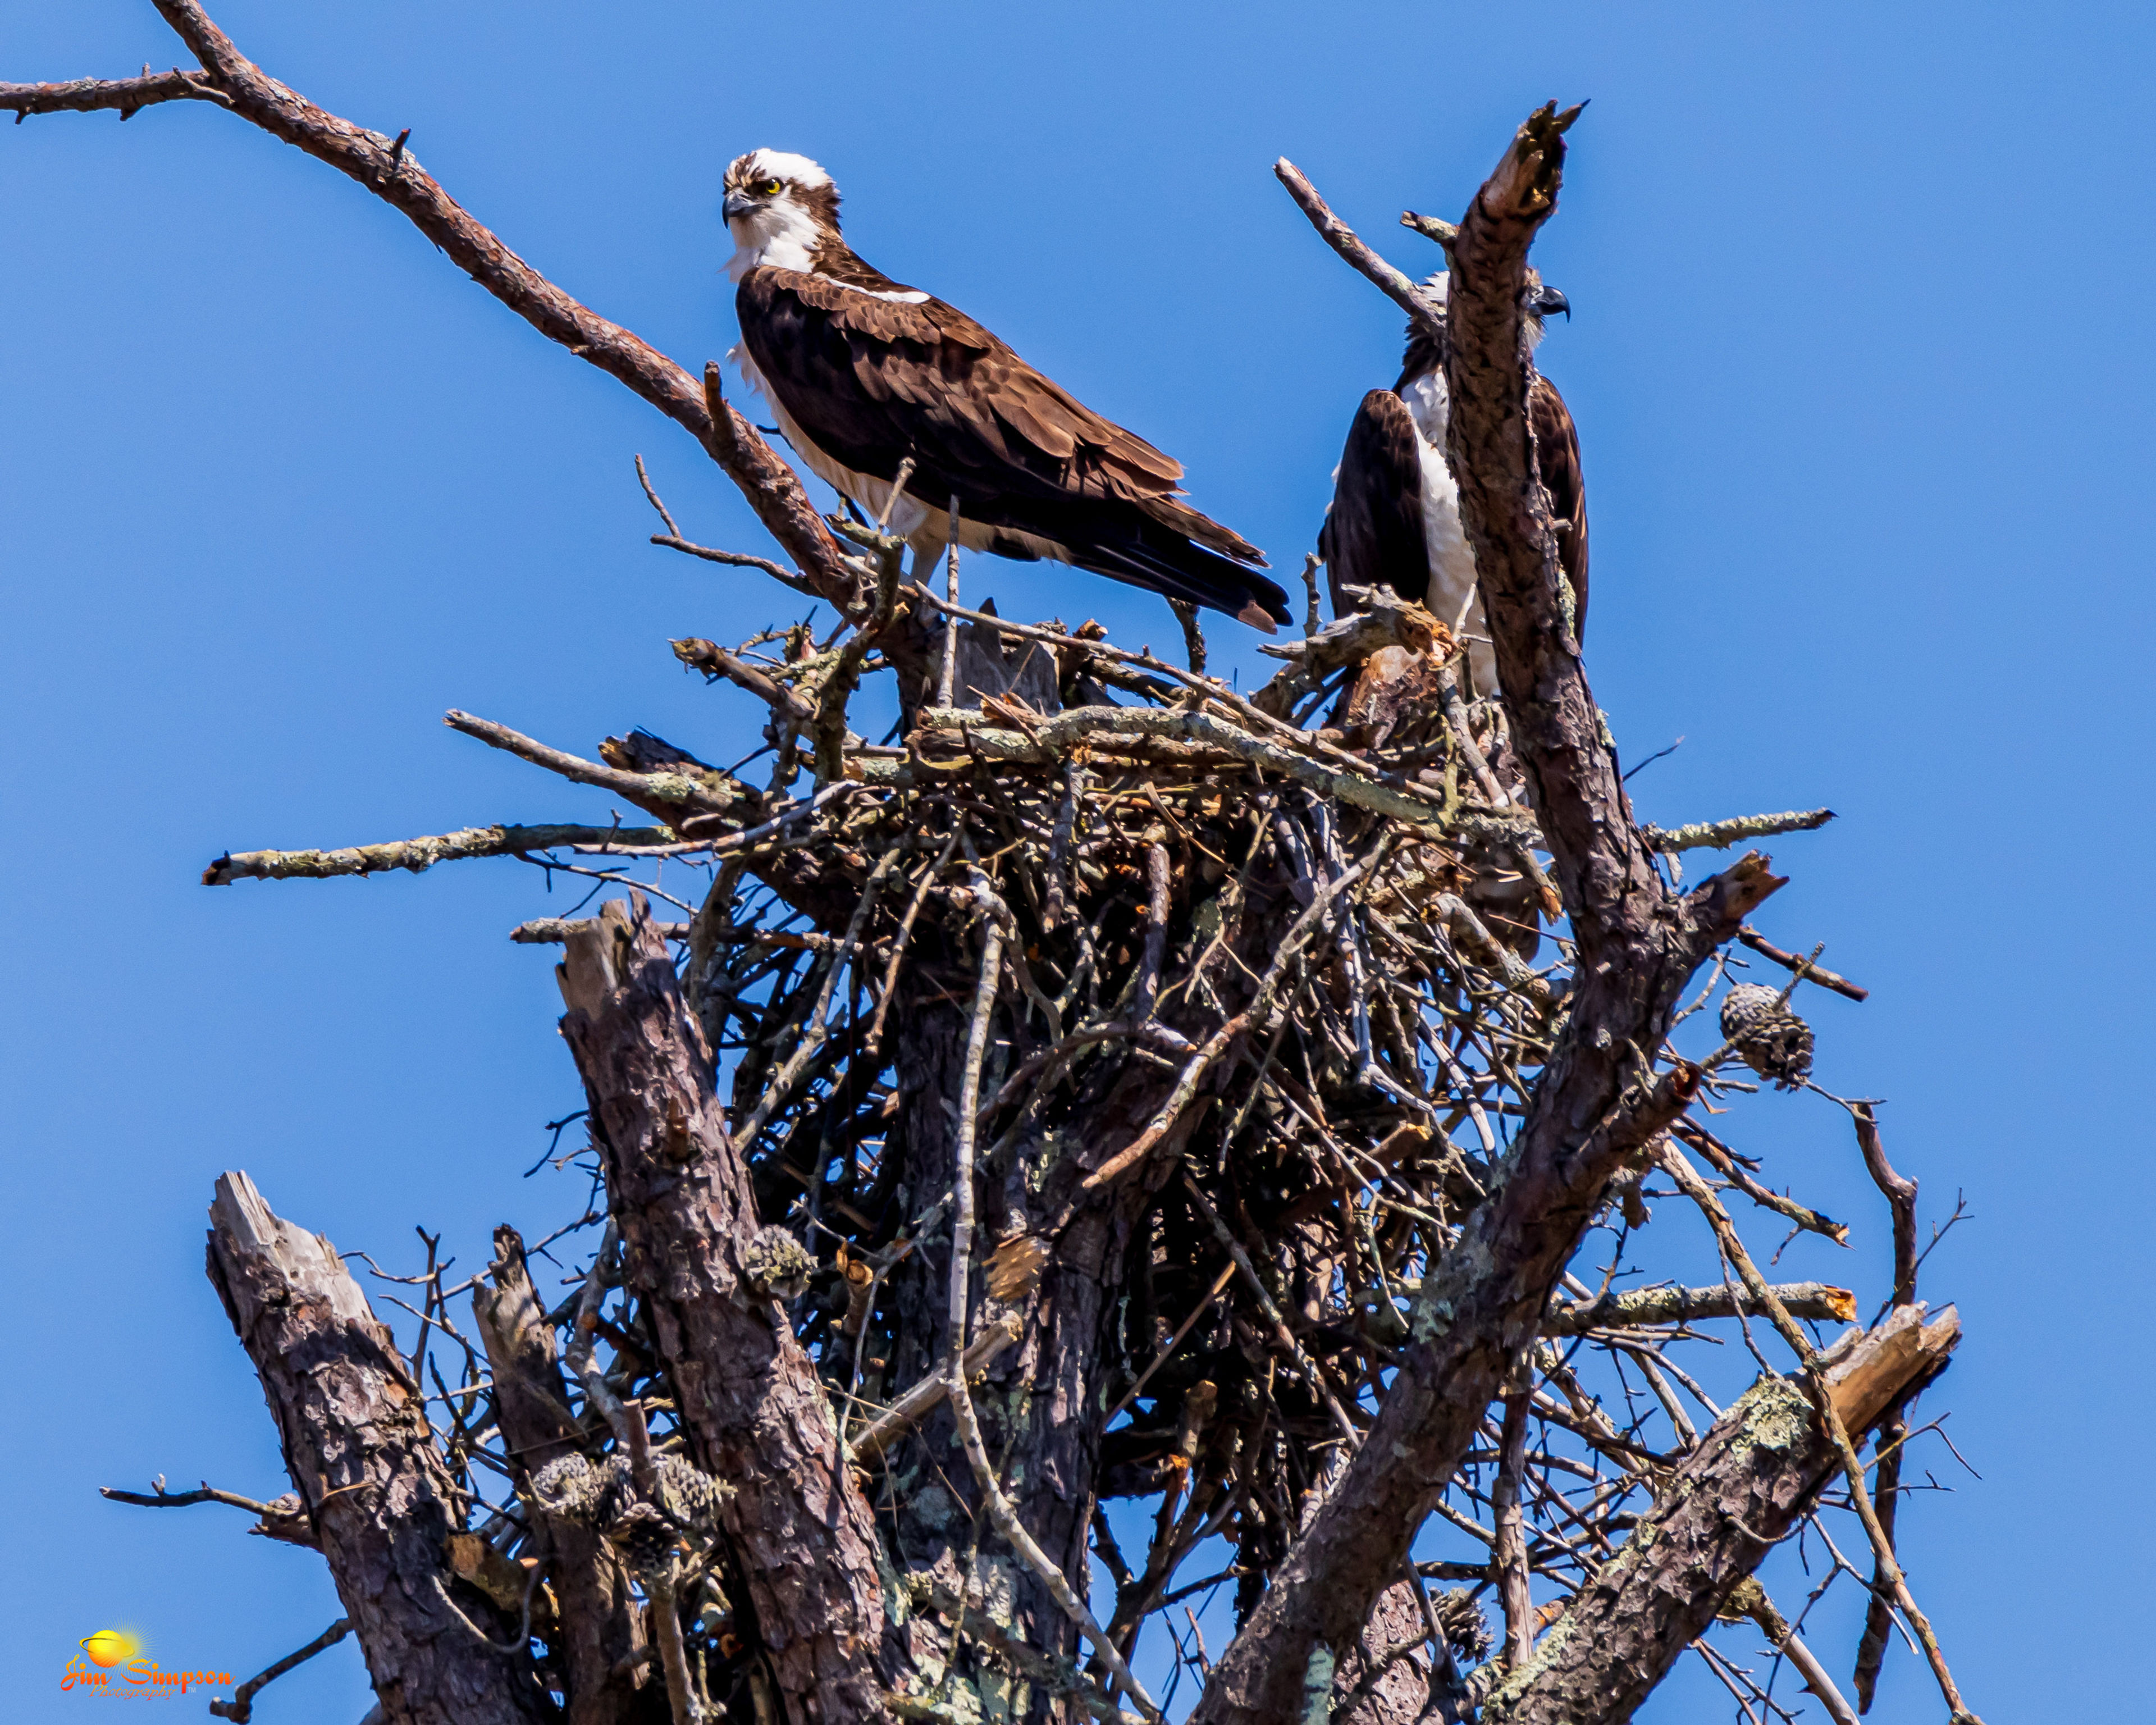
top-left (721, 150), bottom-right (1290, 630)
top-left (1319, 273), bottom-right (1587, 695)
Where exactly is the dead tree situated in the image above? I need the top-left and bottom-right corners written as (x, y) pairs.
top-left (17, 11), bottom-right (1986, 1724)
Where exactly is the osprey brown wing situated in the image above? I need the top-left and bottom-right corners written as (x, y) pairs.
top-left (1529, 371), bottom-right (1588, 635)
top-left (1319, 388), bottom-right (1431, 618)
top-left (737, 268), bottom-right (1287, 623)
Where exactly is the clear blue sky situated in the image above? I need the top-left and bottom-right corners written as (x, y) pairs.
top-left (3, 2), bottom-right (2148, 1718)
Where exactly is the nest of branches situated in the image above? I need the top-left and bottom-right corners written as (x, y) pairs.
top-left (188, 530), bottom-right (1947, 1725)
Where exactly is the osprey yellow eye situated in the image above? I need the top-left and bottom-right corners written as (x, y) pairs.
top-left (760, 179), bottom-right (784, 197)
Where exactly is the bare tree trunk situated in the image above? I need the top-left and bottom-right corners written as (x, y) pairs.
top-left (555, 900), bottom-right (896, 1724)
top-left (1187, 107), bottom-right (1779, 1725)
top-left (205, 1173), bottom-right (552, 1725)
top-left (1326, 1581), bottom-right (1454, 1725)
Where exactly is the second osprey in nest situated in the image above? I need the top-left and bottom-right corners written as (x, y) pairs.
top-left (722, 149), bottom-right (1290, 631)
top-left (1321, 272), bottom-right (1587, 696)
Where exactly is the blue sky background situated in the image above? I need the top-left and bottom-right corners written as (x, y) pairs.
top-left (3, 1), bottom-right (2149, 1718)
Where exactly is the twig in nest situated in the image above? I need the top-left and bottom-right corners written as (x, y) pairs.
top-left (651, 534), bottom-right (819, 600)
top-left (939, 496), bottom-right (962, 710)
top-left (876, 456), bottom-right (917, 533)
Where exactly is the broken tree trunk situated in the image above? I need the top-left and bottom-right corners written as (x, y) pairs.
top-left (1481, 1304), bottom-right (1959, 1723)
top-left (204, 1172), bottom-right (552, 1725)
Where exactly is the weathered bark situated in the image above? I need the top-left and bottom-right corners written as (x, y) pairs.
top-left (555, 897), bottom-right (894, 1723)
top-left (1852, 1105), bottom-right (1922, 1710)
top-left (1481, 1304), bottom-right (1961, 1724)
top-left (0, 64), bottom-right (229, 118)
top-left (470, 1226), bottom-right (660, 1725)
top-left (1189, 106), bottom-right (1783, 1724)
top-left (1326, 1581), bottom-right (1455, 1725)
top-left (204, 1172), bottom-right (551, 1725)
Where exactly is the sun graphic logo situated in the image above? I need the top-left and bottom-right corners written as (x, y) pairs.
top-left (80, 1630), bottom-right (139, 1668)
top-left (61, 1628), bottom-right (140, 1691)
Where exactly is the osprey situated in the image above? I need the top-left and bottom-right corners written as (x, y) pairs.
top-left (721, 150), bottom-right (1290, 629)
top-left (1319, 273), bottom-right (1587, 695)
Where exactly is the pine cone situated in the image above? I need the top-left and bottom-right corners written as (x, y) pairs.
top-left (1435, 1587), bottom-right (1493, 1663)
top-left (742, 1227), bottom-right (814, 1299)
top-left (1719, 983), bottom-right (1814, 1089)
top-left (648, 1453), bottom-right (730, 1529)
top-left (603, 1499), bottom-right (682, 1573)
top-left (529, 1453), bottom-right (605, 1520)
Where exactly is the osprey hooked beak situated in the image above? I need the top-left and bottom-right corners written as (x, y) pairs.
top-left (722, 189), bottom-right (759, 223)
top-left (1528, 282), bottom-right (1571, 321)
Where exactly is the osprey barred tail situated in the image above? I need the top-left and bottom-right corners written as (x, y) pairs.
top-left (1319, 272), bottom-right (1587, 695)
top-left (721, 150), bottom-right (1290, 631)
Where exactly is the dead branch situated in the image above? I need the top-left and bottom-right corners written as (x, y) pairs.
top-left (1739, 925), bottom-right (1870, 1002)
top-left (204, 823), bottom-right (677, 886)
top-left (673, 638), bottom-right (819, 724)
top-left (1674, 1119), bottom-right (1851, 1243)
top-left (445, 710), bottom-right (757, 827)
top-left (847, 1315), bottom-right (1020, 1466)
top-left (1, 67), bottom-right (231, 117)
top-left (1543, 1280), bottom-right (1856, 1338)
top-left (207, 1618), bottom-right (351, 1723)
top-left (916, 704), bottom-right (1460, 832)
top-left (1849, 1103), bottom-right (1922, 1710)
top-left (1723, 1579), bottom-right (1862, 1725)
top-left (1479, 1304), bottom-right (1959, 1724)
top-left (1273, 159), bottom-right (1446, 340)
top-left (1644, 807), bottom-right (1835, 853)
top-left (99, 1481), bottom-right (317, 1548)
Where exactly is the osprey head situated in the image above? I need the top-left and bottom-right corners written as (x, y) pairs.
top-left (722, 149), bottom-right (841, 281)
top-left (1410, 268), bottom-right (1570, 356)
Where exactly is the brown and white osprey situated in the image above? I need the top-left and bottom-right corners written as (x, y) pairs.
top-left (1319, 273), bottom-right (1587, 694)
top-left (721, 149), bottom-right (1289, 629)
